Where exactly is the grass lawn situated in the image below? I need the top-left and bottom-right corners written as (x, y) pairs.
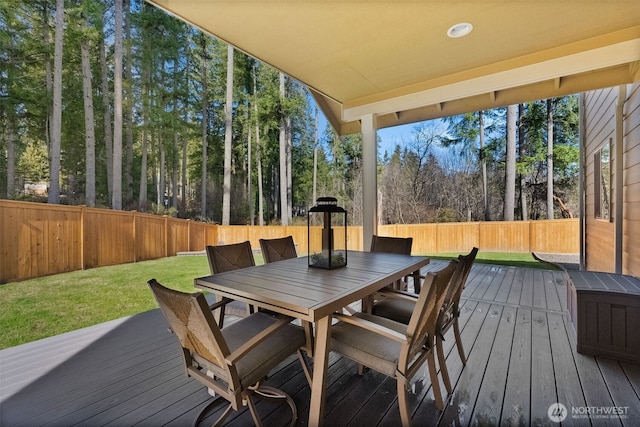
top-left (0, 251), bottom-right (553, 350)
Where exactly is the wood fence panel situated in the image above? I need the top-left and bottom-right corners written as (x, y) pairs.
top-left (166, 218), bottom-right (189, 256)
top-left (0, 201), bottom-right (81, 283)
top-left (405, 224), bottom-right (439, 253)
top-left (480, 221), bottom-right (530, 253)
top-left (216, 226), bottom-right (250, 247)
top-left (189, 222), bottom-right (210, 252)
top-left (437, 222), bottom-right (480, 253)
top-left (135, 213), bottom-right (167, 261)
top-left (83, 208), bottom-right (135, 268)
top-left (530, 219), bottom-right (580, 254)
top-left (1, 200), bottom-right (581, 284)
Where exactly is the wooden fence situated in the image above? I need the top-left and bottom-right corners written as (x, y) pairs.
top-left (0, 199), bottom-right (579, 284)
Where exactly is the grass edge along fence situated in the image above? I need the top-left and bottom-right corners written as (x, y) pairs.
top-left (0, 199), bottom-right (579, 284)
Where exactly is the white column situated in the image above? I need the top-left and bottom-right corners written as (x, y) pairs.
top-left (361, 114), bottom-right (378, 251)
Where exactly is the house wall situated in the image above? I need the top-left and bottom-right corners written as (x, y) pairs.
top-left (584, 87), bottom-right (616, 273)
top-left (583, 82), bottom-right (640, 276)
top-left (624, 83), bottom-right (640, 277)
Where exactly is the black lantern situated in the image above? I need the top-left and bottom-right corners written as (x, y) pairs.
top-left (307, 197), bottom-right (347, 269)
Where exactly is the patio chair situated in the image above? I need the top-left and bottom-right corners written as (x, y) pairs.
top-left (371, 247), bottom-right (478, 394)
top-left (370, 235), bottom-right (414, 291)
top-left (148, 279), bottom-right (311, 427)
top-left (329, 260), bottom-right (457, 422)
top-left (259, 236), bottom-right (297, 263)
top-left (205, 241), bottom-right (256, 327)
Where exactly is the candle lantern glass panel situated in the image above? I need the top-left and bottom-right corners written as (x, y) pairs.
top-left (307, 197), bottom-right (347, 269)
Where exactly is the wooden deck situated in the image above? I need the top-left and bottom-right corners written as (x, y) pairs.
top-left (2, 261), bottom-right (639, 426)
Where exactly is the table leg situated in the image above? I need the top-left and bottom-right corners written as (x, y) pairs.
top-left (309, 315), bottom-right (330, 427)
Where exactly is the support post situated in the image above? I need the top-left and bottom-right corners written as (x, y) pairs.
top-left (361, 114), bottom-right (378, 251)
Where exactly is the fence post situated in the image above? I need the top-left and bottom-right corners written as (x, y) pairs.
top-left (132, 211), bottom-right (137, 263)
top-left (80, 205), bottom-right (85, 270)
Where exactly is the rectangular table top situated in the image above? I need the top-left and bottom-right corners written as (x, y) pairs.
top-left (195, 250), bottom-right (429, 322)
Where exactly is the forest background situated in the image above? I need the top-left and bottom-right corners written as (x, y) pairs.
top-left (0, 0), bottom-right (580, 227)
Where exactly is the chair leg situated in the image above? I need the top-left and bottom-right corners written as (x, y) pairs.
top-left (245, 394), bottom-right (264, 427)
top-left (427, 351), bottom-right (445, 411)
top-left (194, 399), bottom-right (231, 427)
top-left (453, 319), bottom-right (466, 365)
top-left (252, 385), bottom-right (298, 427)
top-left (396, 379), bottom-right (411, 427)
top-left (436, 336), bottom-right (452, 394)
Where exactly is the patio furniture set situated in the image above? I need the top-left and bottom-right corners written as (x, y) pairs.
top-left (150, 236), bottom-right (478, 426)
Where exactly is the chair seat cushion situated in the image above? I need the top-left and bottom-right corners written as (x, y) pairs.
top-left (372, 298), bottom-right (415, 325)
top-left (330, 313), bottom-right (407, 377)
top-left (215, 313), bottom-right (305, 387)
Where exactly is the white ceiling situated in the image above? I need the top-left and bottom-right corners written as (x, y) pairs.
top-left (146, 1), bottom-right (640, 135)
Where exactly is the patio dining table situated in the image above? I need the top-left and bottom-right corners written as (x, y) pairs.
top-left (194, 250), bottom-right (429, 427)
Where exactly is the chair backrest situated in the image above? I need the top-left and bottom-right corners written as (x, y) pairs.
top-left (259, 236), bottom-right (297, 263)
top-left (370, 235), bottom-right (413, 255)
top-left (404, 260), bottom-right (458, 360)
top-left (442, 247), bottom-right (479, 308)
top-left (147, 279), bottom-right (234, 383)
top-left (206, 241), bottom-right (255, 274)
top-left (437, 247), bottom-right (478, 333)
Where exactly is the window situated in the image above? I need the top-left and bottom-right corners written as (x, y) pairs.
top-left (594, 140), bottom-right (611, 220)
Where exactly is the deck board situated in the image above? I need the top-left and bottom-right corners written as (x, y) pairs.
top-left (2, 261), bottom-right (639, 427)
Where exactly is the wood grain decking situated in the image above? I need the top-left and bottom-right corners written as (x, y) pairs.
top-left (2, 261), bottom-right (639, 426)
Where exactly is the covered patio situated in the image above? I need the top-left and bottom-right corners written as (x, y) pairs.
top-left (2, 260), bottom-right (639, 426)
top-left (146, 0), bottom-right (640, 252)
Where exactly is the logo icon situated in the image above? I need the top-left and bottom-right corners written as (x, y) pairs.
top-left (548, 403), bottom-right (568, 423)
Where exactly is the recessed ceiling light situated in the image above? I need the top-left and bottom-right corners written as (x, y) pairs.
top-left (447, 22), bottom-right (473, 38)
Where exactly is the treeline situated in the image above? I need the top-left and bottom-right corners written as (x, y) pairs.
top-left (0, 0), bottom-right (579, 225)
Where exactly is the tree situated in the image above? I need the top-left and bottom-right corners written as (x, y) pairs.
top-left (222, 44), bottom-right (233, 225)
top-left (48, 0), bottom-right (64, 204)
top-left (112, 0), bottom-right (123, 210)
top-left (279, 72), bottom-right (288, 226)
top-left (546, 98), bottom-right (554, 219)
top-left (78, 1), bottom-right (97, 207)
top-left (504, 105), bottom-right (517, 220)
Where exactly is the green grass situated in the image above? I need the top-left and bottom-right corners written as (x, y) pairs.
top-left (0, 251), bottom-right (551, 350)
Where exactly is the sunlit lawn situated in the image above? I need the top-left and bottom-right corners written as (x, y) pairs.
top-left (0, 251), bottom-right (554, 350)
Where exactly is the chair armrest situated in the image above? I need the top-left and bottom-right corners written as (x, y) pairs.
top-left (225, 315), bottom-right (294, 365)
top-left (208, 297), bottom-right (233, 311)
top-left (332, 313), bottom-right (407, 343)
top-left (375, 288), bottom-right (419, 302)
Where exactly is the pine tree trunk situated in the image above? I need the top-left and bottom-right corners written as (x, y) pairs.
top-left (313, 107), bottom-right (318, 204)
top-left (100, 31), bottom-right (113, 202)
top-left (112, 0), bottom-right (123, 210)
top-left (247, 110), bottom-right (254, 225)
top-left (547, 98), bottom-right (554, 219)
top-left (279, 72), bottom-right (288, 226)
top-left (123, 0), bottom-right (134, 206)
top-left (81, 35), bottom-right (96, 207)
top-left (254, 68), bottom-right (264, 226)
top-left (222, 45), bottom-right (234, 225)
top-left (479, 111), bottom-right (489, 220)
top-left (518, 104), bottom-right (528, 220)
top-left (504, 105), bottom-right (517, 221)
top-left (200, 39), bottom-right (208, 218)
top-left (48, 0), bottom-right (64, 204)
top-left (5, 116), bottom-right (16, 199)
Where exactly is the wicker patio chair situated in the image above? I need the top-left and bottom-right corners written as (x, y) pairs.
top-left (329, 260), bottom-right (457, 423)
top-left (148, 279), bottom-right (311, 427)
top-left (205, 241), bottom-right (256, 327)
top-left (371, 247), bottom-right (478, 394)
top-left (259, 236), bottom-right (297, 263)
